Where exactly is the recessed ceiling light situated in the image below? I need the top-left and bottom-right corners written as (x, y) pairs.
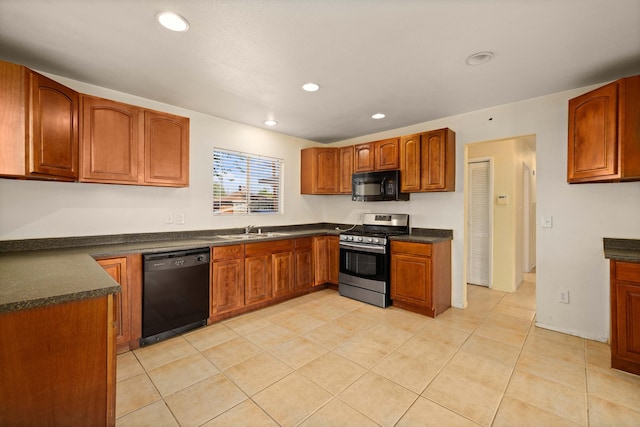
top-left (157, 12), bottom-right (190, 32)
top-left (264, 120), bottom-right (278, 126)
top-left (302, 82), bottom-right (320, 92)
top-left (371, 113), bottom-right (386, 120)
top-left (465, 51), bottom-right (494, 66)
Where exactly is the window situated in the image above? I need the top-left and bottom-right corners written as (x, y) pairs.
top-left (213, 149), bottom-right (283, 215)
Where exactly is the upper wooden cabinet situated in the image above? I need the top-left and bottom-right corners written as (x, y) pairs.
top-left (374, 138), bottom-right (400, 170)
top-left (353, 138), bottom-right (400, 172)
top-left (80, 95), bottom-right (189, 187)
top-left (81, 96), bottom-right (141, 184)
top-left (144, 110), bottom-right (189, 187)
top-left (400, 128), bottom-right (455, 192)
top-left (567, 75), bottom-right (640, 183)
top-left (301, 129), bottom-right (453, 195)
top-left (339, 146), bottom-right (354, 194)
top-left (301, 147), bottom-right (339, 194)
top-left (353, 142), bottom-right (376, 172)
top-left (0, 61), bottom-right (79, 181)
top-left (399, 133), bottom-right (421, 192)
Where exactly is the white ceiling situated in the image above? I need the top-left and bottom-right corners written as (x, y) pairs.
top-left (1, 0), bottom-right (639, 143)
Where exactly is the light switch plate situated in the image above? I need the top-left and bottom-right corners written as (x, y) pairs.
top-left (541, 216), bottom-right (553, 228)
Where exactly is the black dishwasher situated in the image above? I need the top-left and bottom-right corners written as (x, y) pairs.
top-left (141, 248), bottom-right (210, 346)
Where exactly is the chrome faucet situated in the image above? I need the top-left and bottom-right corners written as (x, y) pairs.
top-left (244, 224), bottom-right (255, 234)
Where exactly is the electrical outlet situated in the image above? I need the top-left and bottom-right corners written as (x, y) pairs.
top-left (558, 290), bottom-right (570, 304)
top-left (166, 213), bottom-right (174, 224)
top-left (176, 213), bottom-right (185, 225)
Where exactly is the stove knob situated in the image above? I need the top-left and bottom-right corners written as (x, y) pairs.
top-left (373, 238), bottom-right (380, 244)
top-left (348, 236), bottom-right (354, 241)
top-left (357, 236), bottom-right (363, 242)
top-left (367, 237), bottom-right (373, 243)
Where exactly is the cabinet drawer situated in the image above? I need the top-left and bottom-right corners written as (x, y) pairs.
top-left (213, 245), bottom-right (244, 261)
top-left (615, 261), bottom-right (640, 283)
top-left (391, 241), bottom-right (432, 257)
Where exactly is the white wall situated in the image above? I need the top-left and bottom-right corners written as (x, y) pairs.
top-left (2, 75), bottom-right (639, 342)
top-left (0, 73), bottom-right (327, 239)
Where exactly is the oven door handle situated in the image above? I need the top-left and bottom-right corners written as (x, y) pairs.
top-left (339, 241), bottom-right (387, 254)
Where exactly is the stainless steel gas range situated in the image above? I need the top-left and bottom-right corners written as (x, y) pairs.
top-left (338, 213), bottom-right (409, 307)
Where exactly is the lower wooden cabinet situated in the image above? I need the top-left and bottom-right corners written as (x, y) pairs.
top-left (245, 240), bottom-right (295, 305)
top-left (0, 295), bottom-right (116, 426)
top-left (610, 260), bottom-right (640, 375)
top-left (211, 245), bottom-right (245, 315)
top-left (313, 235), bottom-right (339, 285)
top-left (272, 247), bottom-right (295, 298)
top-left (328, 236), bottom-right (340, 284)
top-left (390, 240), bottom-right (451, 317)
top-left (97, 256), bottom-right (130, 354)
top-left (295, 238), bottom-right (315, 290)
top-left (206, 235), bottom-right (340, 322)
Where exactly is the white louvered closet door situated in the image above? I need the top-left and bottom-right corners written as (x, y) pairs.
top-left (468, 160), bottom-right (491, 287)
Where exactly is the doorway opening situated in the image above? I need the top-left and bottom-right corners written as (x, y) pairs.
top-left (463, 135), bottom-right (537, 303)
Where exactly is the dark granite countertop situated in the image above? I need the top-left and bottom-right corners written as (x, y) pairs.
top-left (392, 228), bottom-right (453, 243)
top-left (0, 224), bottom-right (453, 313)
top-left (603, 238), bottom-right (640, 263)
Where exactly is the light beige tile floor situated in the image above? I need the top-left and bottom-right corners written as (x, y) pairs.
top-left (116, 275), bottom-right (640, 426)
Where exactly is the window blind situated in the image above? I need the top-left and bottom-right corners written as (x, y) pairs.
top-left (213, 149), bottom-right (283, 215)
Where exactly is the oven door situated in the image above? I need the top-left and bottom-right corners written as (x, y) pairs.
top-left (339, 241), bottom-right (388, 285)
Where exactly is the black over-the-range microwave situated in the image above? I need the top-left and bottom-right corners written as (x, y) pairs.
top-left (352, 170), bottom-right (410, 202)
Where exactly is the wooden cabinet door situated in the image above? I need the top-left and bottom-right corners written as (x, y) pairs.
top-left (0, 296), bottom-right (116, 426)
top-left (245, 254), bottom-right (272, 305)
top-left (313, 236), bottom-right (330, 285)
top-left (301, 147), bottom-right (338, 194)
top-left (29, 71), bottom-right (79, 180)
top-left (272, 250), bottom-right (295, 297)
top-left (375, 138), bottom-right (399, 170)
top-left (391, 253), bottom-right (432, 306)
top-left (328, 236), bottom-right (340, 284)
top-left (568, 82), bottom-right (618, 182)
top-left (339, 146), bottom-right (354, 194)
top-left (0, 61), bottom-right (27, 177)
top-left (97, 257), bottom-right (130, 352)
top-left (314, 148), bottom-right (338, 193)
top-left (295, 238), bottom-right (314, 290)
top-left (421, 129), bottom-right (455, 191)
top-left (421, 129), bottom-right (446, 190)
top-left (611, 261), bottom-right (640, 374)
top-left (80, 96), bottom-right (141, 183)
top-left (400, 133), bottom-right (421, 192)
top-left (212, 258), bottom-right (244, 314)
top-left (354, 142), bottom-right (375, 172)
top-left (144, 110), bottom-right (189, 187)
top-left (614, 282), bottom-right (640, 364)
